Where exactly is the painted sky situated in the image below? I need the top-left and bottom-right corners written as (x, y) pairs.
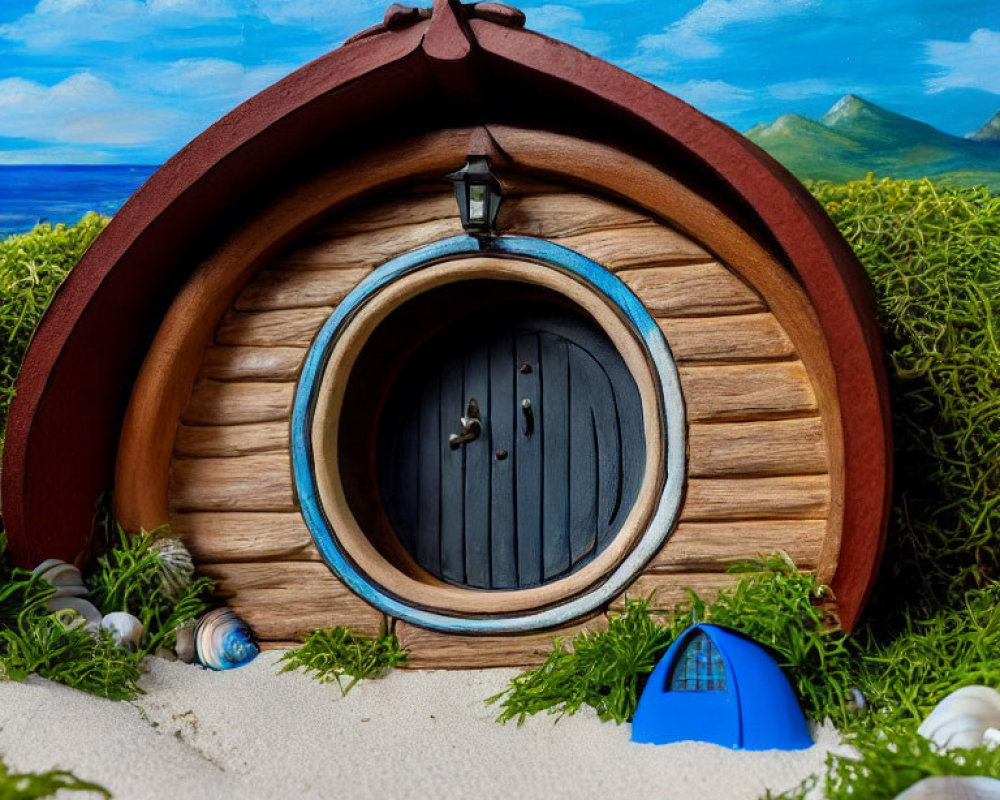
top-left (0, 0), bottom-right (998, 164)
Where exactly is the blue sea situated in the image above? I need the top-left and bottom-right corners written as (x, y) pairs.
top-left (0, 165), bottom-right (160, 237)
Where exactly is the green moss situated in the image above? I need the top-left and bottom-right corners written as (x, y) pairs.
top-left (0, 215), bottom-right (107, 440)
top-left (0, 758), bottom-right (110, 799)
top-left (278, 623), bottom-right (408, 695)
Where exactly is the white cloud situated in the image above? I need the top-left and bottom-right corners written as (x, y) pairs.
top-left (0, 72), bottom-right (179, 147)
top-left (524, 5), bottom-right (611, 54)
top-left (253, 0), bottom-right (384, 27)
top-left (0, 0), bottom-right (237, 48)
top-left (768, 78), bottom-right (845, 100)
top-left (136, 58), bottom-right (296, 100)
top-left (660, 79), bottom-right (755, 115)
top-left (635, 0), bottom-right (817, 66)
top-left (925, 28), bottom-right (1000, 95)
top-left (0, 146), bottom-right (118, 164)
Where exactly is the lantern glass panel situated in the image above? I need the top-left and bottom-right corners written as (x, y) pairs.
top-left (469, 184), bottom-right (486, 223)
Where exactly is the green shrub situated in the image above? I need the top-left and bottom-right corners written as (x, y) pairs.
top-left (278, 623), bottom-right (408, 695)
top-left (810, 177), bottom-right (1000, 613)
top-left (0, 215), bottom-right (107, 439)
top-left (0, 758), bottom-right (109, 799)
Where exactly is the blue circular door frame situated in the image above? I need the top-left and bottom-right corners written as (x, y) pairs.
top-left (292, 234), bottom-right (687, 633)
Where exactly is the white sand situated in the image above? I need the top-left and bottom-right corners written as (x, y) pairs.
top-left (0, 652), bottom-right (841, 799)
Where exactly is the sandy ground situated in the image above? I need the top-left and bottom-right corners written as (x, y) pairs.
top-left (0, 651), bottom-right (841, 799)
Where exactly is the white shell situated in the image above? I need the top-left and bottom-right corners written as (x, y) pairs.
top-left (151, 537), bottom-right (194, 597)
top-left (194, 608), bottom-right (258, 670)
top-left (46, 597), bottom-right (102, 635)
top-left (918, 686), bottom-right (1000, 751)
top-left (175, 621), bottom-right (196, 663)
top-left (895, 776), bottom-right (1000, 799)
top-left (101, 612), bottom-right (145, 648)
top-left (32, 559), bottom-right (88, 597)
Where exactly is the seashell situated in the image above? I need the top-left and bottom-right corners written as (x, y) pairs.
top-left (46, 597), bottom-right (102, 635)
top-left (174, 621), bottom-right (196, 664)
top-left (32, 559), bottom-right (88, 597)
top-left (101, 612), bottom-right (144, 649)
top-left (194, 608), bottom-right (258, 671)
top-left (918, 686), bottom-right (1000, 751)
top-left (894, 775), bottom-right (1000, 799)
top-left (151, 537), bottom-right (195, 598)
top-left (846, 687), bottom-right (867, 713)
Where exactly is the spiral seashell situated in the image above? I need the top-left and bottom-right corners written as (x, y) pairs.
top-left (46, 597), bottom-right (102, 635)
top-left (194, 608), bottom-right (258, 671)
top-left (918, 686), bottom-right (1000, 751)
top-left (32, 559), bottom-right (88, 598)
top-left (101, 612), bottom-right (145, 649)
top-left (894, 775), bottom-right (1000, 799)
top-left (151, 537), bottom-right (195, 598)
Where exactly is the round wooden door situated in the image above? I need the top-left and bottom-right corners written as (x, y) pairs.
top-left (376, 303), bottom-right (646, 590)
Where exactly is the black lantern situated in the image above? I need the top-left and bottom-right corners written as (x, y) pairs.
top-left (447, 156), bottom-right (503, 243)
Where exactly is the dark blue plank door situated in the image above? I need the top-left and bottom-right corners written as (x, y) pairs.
top-left (376, 306), bottom-right (646, 590)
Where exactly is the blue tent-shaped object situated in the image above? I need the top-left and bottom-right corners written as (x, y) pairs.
top-left (631, 624), bottom-right (813, 750)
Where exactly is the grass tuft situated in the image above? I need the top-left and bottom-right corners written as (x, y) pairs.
top-left (0, 758), bottom-right (110, 799)
top-left (0, 525), bottom-right (213, 701)
top-left (768, 729), bottom-right (1000, 800)
top-left (0, 571), bottom-right (142, 701)
top-left (491, 597), bottom-right (677, 725)
top-left (278, 622), bottom-right (408, 695)
top-left (87, 525), bottom-right (214, 656)
top-left (491, 554), bottom-right (854, 726)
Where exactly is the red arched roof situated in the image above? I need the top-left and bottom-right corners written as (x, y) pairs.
top-left (2, 0), bottom-right (890, 630)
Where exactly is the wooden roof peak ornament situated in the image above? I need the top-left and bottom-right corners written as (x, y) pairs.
top-left (347, 2), bottom-right (524, 45)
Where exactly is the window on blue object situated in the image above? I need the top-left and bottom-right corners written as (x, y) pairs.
top-left (667, 632), bottom-right (727, 692)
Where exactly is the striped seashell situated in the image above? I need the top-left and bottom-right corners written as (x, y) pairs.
top-left (174, 621), bottom-right (197, 663)
top-left (194, 608), bottom-right (258, 671)
top-left (895, 776), bottom-right (1000, 799)
top-left (32, 559), bottom-right (88, 598)
top-left (918, 686), bottom-right (1000, 751)
top-left (151, 537), bottom-right (195, 597)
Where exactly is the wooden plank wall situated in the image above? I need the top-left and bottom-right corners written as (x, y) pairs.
top-left (167, 185), bottom-right (832, 666)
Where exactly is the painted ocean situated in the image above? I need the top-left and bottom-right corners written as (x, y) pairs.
top-left (0, 165), bottom-right (159, 237)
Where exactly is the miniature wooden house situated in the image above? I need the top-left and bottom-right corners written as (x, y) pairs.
top-left (2, 0), bottom-right (892, 667)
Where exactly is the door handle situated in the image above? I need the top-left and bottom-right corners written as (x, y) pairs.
top-left (449, 398), bottom-right (482, 449)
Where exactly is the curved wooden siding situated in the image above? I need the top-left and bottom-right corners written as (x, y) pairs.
top-left (167, 185), bottom-right (835, 660)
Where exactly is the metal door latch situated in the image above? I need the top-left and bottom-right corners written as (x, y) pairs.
top-left (449, 398), bottom-right (482, 449)
top-left (521, 397), bottom-right (534, 436)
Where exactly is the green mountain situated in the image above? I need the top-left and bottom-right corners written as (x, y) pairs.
top-left (746, 95), bottom-right (1000, 189)
top-left (969, 111), bottom-right (1000, 142)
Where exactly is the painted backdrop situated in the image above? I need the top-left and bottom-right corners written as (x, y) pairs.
top-left (0, 0), bottom-right (998, 231)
